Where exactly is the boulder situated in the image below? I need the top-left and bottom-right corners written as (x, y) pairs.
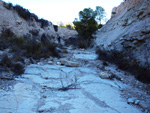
top-left (47, 61), bottom-right (53, 65)
top-left (11, 62), bottom-right (25, 75)
top-left (127, 98), bottom-right (135, 104)
top-left (60, 59), bottom-right (79, 67)
top-left (99, 72), bottom-right (113, 79)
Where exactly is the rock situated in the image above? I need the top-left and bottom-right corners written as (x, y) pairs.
top-left (30, 58), bottom-right (36, 64)
top-left (139, 101), bottom-right (149, 109)
top-left (95, 0), bottom-right (150, 73)
top-left (0, 71), bottom-right (14, 80)
top-left (99, 72), bottom-right (113, 79)
top-left (47, 61), bottom-right (53, 65)
top-left (127, 98), bottom-right (135, 104)
top-left (135, 100), bottom-right (140, 105)
top-left (43, 95), bottom-right (47, 98)
top-left (40, 90), bottom-right (44, 93)
top-left (24, 59), bottom-right (31, 65)
top-left (56, 62), bottom-right (61, 65)
top-left (16, 20), bottom-right (22, 25)
top-left (60, 59), bottom-right (79, 67)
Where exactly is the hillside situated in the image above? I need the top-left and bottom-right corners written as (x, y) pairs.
top-left (0, 0), bottom-right (150, 112)
top-left (95, 0), bottom-right (150, 82)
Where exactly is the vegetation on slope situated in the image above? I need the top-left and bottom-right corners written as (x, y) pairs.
top-left (72, 6), bottom-right (106, 48)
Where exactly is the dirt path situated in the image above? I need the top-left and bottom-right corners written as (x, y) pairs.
top-left (0, 47), bottom-right (149, 113)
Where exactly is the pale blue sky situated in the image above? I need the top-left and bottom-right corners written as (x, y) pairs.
top-left (2, 0), bottom-right (123, 23)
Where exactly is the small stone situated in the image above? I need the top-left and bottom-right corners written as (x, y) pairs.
top-left (44, 77), bottom-right (48, 79)
top-left (38, 109), bottom-right (44, 112)
top-left (127, 98), bottom-right (135, 104)
top-left (121, 78), bottom-right (124, 81)
top-left (42, 87), bottom-right (46, 89)
top-left (135, 100), bottom-right (140, 105)
top-left (43, 95), bottom-right (47, 98)
top-left (60, 60), bottom-right (79, 67)
top-left (56, 62), bottom-right (61, 65)
top-left (139, 86), bottom-right (142, 88)
top-left (24, 59), bottom-right (31, 65)
top-left (48, 61), bottom-right (53, 65)
top-left (40, 90), bottom-right (44, 93)
top-left (99, 72), bottom-right (113, 79)
top-left (38, 62), bottom-right (41, 65)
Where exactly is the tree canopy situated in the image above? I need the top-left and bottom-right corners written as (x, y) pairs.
top-left (73, 6), bottom-right (106, 40)
top-left (95, 6), bottom-right (106, 24)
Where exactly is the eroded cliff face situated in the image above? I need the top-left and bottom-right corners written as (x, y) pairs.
top-left (0, 0), bottom-right (78, 40)
top-left (95, 0), bottom-right (150, 66)
top-left (0, 0), bottom-right (58, 39)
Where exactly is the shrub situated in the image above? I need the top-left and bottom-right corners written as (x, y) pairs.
top-left (60, 24), bottom-right (65, 27)
top-left (39, 19), bottom-right (49, 28)
top-left (3, 1), bottom-right (50, 29)
top-left (96, 48), bottom-right (150, 83)
top-left (77, 38), bottom-right (92, 49)
top-left (3, 2), bottom-right (13, 10)
top-left (0, 54), bottom-right (12, 68)
top-left (53, 25), bottom-right (58, 32)
top-left (24, 40), bottom-right (42, 59)
top-left (11, 62), bottom-right (25, 75)
top-left (29, 29), bottom-right (39, 36)
top-left (14, 5), bottom-right (31, 20)
top-left (8, 35), bottom-right (26, 48)
top-left (66, 24), bottom-right (74, 30)
top-left (112, 12), bottom-right (116, 14)
top-left (1, 28), bottom-right (14, 38)
top-left (73, 6), bottom-right (105, 48)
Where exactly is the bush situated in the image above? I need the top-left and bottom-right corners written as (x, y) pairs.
top-left (3, 2), bottom-right (13, 10)
top-left (112, 12), bottom-right (116, 14)
top-left (53, 25), bottom-right (58, 32)
top-left (39, 19), bottom-right (49, 28)
top-left (9, 35), bottom-right (26, 48)
top-left (11, 62), bottom-right (25, 75)
top-left (77, 38), bottom-right (92, 49)
top-left (96, 48), bottom-right (150, 83)
top-left (29, 29), bottom-right (39, 36)
top-left (0, 54), bottom-right (12, 68)
top-left (24, 40), bottom-right (42, 59)
top-left (60, 24), bottom-right (65, 27)
top-left (1, 28), bottom-right (14, 38)
top-left (14, 5), bottom-right (31, 20)
top-left (0, 27), bottom-right (60, 76)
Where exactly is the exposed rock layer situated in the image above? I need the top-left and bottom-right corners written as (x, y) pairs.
top-left (0, 0), bottom-right (77, 39)
top-left (95, 0), bottom-right (150, 66)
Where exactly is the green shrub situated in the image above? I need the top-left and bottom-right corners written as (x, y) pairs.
top-left (39, 19), bottom-right (49, 28)
top-left (0, 54), bottom-right (12, 68)
top-left (11, 62), bottom-right (25, 75)
top-left (66, 24), bottom-right (74, 30)
top-left (112, 12), bottom-right (116, 14)
top-left (73, 6), bottom-right (105, 48)
top-left (77, 38), bottom-right (92, 49)
top-left (14, 5), bottom-right (31, 20)
top-left (3, 2), bottom-right (13, 10)
top-left (9, 35), bottom-right (26, 48)
top-left (60, 25), bottom-right (65, 27)
top-left (1, 28), bottom-right (14, 38)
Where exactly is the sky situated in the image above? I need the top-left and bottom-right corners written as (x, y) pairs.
top-left (2, 0), bottom-right (124, 24)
